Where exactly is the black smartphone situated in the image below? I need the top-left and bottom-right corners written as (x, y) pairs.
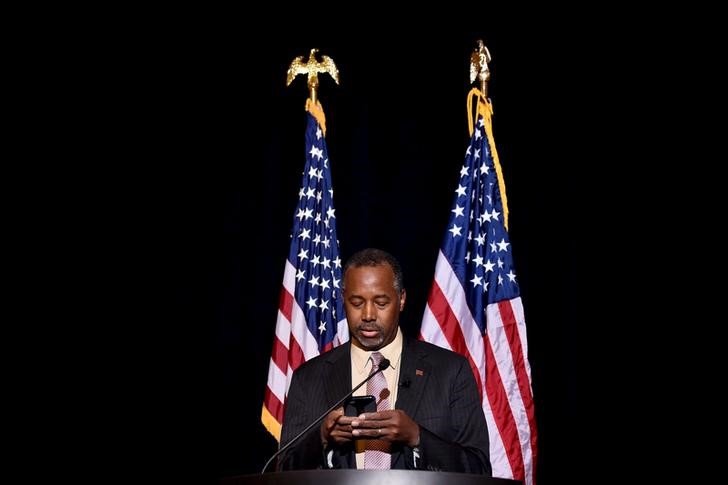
top-left (344, 395), bottom-right (376, 417)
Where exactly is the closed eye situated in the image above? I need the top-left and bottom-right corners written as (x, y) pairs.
top-left (348, 299), bottom-right (364, 308)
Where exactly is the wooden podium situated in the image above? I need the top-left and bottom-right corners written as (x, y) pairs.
top-left (221, 469), bottom-right (521, 485)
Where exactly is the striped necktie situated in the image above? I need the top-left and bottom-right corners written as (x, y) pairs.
top-left (364, 351), bottom-right (391, 469)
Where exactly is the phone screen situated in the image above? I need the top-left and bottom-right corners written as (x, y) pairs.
top-left (344, 395), bottom-right (377, 417)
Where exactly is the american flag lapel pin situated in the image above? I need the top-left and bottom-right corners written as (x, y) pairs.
top-left (415, 369), bottom-right (424, 376)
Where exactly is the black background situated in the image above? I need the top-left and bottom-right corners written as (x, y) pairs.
top-left (123, 25), bottom-right (582, 484)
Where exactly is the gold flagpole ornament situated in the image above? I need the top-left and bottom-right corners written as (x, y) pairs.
top-left (469, 40), bottom-right (492, 98)
top-left (286, 48), bottom-right (340, 106)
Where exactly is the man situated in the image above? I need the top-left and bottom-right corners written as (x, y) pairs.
top-left (278, 248), bottom-right (491, 473)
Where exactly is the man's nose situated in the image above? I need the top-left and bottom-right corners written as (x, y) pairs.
top-left (362, 302), bottom-right (377, 321)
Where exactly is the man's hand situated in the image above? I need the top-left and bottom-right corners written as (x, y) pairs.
top-left (320, 408), bottom-right (359, 446)
top-left (350, 409), bottom-right (421, 447)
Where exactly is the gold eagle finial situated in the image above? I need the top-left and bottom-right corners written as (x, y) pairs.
top-left (286, 48), bottom-right (339, 104)
top-left (470, 40), bottom-right (492, 97)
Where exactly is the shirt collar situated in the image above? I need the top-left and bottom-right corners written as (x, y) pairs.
top-left (351, 327), bottom-right (403, 374)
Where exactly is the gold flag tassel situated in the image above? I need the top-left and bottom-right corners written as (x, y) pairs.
top-left (305, 98), bottom-right (327, 135)
top-left (467, 40), bottom-right (509, 230)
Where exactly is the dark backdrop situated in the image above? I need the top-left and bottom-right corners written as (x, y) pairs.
top-left (141, 27), bottom-right (579, 485)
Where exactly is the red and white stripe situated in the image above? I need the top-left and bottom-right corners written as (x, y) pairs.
top-left (421, 251), bottom-right (537, 485)
top-left (262, 259), bottom-right (348, 440)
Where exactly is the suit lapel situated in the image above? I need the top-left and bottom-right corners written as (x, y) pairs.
top-left (323, 342), bottom-right (352, 407)
top-left (394, 339), bottom-right (430, 420)
top-left (321, 343), bottom-right (357, 469)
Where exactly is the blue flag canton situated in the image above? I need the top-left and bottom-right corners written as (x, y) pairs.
top-left (287, 114), bottom-right (344, 350)
top-left (441, 117), bottom-right (520, 325)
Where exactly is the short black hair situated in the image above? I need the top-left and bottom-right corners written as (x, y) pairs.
top-left (342, 248), bottom-right (404, 294)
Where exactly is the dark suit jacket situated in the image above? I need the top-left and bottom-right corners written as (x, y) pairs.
top-left (278, 337), bottom-right (491, 474)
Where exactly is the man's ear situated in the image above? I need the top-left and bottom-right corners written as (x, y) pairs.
top-left (399, 288), bottom-right (407, 311)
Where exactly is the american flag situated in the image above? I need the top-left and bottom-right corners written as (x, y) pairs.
top-left (420, 110), bottom-right (537, 484)
top-left (261, 109), bottom-right (349, 441)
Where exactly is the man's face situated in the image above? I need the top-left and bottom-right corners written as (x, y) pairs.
top-left (343, 264), bottom-right (406, 351)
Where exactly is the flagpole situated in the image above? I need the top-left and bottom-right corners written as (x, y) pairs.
top-left (420, 39), bottom-right (537, 484)
top-left (262, 49), bottom-right (348, 447)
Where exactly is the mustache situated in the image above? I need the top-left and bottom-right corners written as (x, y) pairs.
top-left (355, 324), bottom-right (383, 332)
